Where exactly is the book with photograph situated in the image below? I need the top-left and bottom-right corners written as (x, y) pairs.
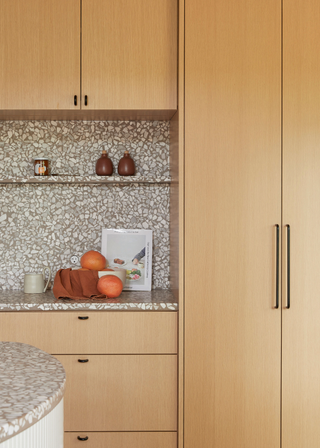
top-left (101, 229), bottom-right (153, 291)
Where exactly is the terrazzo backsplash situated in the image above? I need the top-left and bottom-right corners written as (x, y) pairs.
top-left (0, 121), bottom-right (171, 291)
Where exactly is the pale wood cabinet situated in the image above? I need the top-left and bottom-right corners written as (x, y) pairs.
top-left (0, 311), bottom-right (177, 447)
top-left (0, 0), bottom-right (177, 115)
top-left (0, 311), bottom-right (177, 354)
top-left (282, 0), bottom-right (320, 446)
top-left (182, 0), bottom-right (320, 447)
top-left (0, 0), bottom-right (80, 110)
top-left (56, 354), bottom-right (177, 431)
top-left (64, 432), bottom-right (177, 448)
top-left (183, 0), bottom-right (281, 446)
top-left (82, 0), bottom-right (177, 111)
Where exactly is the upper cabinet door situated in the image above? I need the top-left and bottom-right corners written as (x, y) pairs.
top-left (81, 0), bottom-right (177, 110)
top-left (0, 0), bottom-right (80, 110)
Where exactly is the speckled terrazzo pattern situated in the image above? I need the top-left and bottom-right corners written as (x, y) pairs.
top-left (0, 342), bottom-right (65, 443)
top-left (0, 184), bottom-right (170, 291)
top-left (0, 290), bottom-right (178, 311)
top-left (0, 120), bottom-right (171, 291)
top-left (0, 121), bottom-right (170, 177)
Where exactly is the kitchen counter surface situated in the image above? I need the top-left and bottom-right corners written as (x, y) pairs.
top-left (0, 341), bottom-right (65, 443)
top-left (0, 289), bottom-right (178, 312)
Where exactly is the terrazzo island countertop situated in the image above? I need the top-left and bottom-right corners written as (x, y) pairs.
top-left (0, 289), bottom-right (178, 312)
top-left (0, 341), bottom-right (66, 443)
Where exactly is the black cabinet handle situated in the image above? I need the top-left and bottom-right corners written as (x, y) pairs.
top-left (84, 95), bottom-right (88, 106)
top-left (74, 95), bottom-right (77, 106)
top-left (78, 316), bottom-right (89, 320)
top-left (286, 224), bottom-right (290, 309)
top-left (78, 359), bottom-right (89, 363)
top-left (275, 224), bottom-right (279, 309)
top-left (77, 436), bottom-right (89, 441)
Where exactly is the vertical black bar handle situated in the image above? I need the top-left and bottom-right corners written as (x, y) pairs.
top-left (286, 224), bottom-right (290, 309)
top-left (275, 224), bottom-right (280, 309)
top-left (84, 95), bottom-right (88, 106)
top-left (74, 95), bottom-right (77, 106)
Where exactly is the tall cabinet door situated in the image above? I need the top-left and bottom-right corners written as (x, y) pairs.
top-left (0, 0), bottom-right (80, 110)
top-left (184, 1), bottom-right (281, 447)
top-left (82, 0), bottom-right (177, 110)
top-left (282, 1), bottom-right (320, 446)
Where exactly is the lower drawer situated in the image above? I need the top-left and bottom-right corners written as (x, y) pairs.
top-left (64, 432), bottom-right (177, 448)
top-left (55, 354), bottom-right (177, 431)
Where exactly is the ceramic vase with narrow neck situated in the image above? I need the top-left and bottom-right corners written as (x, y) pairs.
top-left (96, 149), bottom-right (113, 176)
top-left (118, 151), bottom-right (135, 176)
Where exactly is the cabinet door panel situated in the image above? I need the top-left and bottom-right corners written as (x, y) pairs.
top-left (282, 1), bottom-right (320, 446)
top-left (82, 0), bottom-right (177, 110)
top-left (184, 0), bottom-right (281, 447)
top-left (0, 311), bottom-right (177, 354)
top-left (56, 354), bottom-right (177, 431)
top-left (64, 431), bottom-right (177, 448)
top-left (0, 0), bottom-right (80, 110)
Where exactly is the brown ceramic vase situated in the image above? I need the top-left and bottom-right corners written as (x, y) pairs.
top-left (95, 149), bottom-right (113, 176)
top-left (118, 151), bottom-right (135, 176)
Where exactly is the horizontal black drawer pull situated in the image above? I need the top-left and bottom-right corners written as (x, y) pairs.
top-left (77, 436), bottom-right (89, 441)
top-left (78, 316), bottom-right (89, 320)
top-left (78, 359), bottom-right (89, 363)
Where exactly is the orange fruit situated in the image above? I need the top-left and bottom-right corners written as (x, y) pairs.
top-left (97, 275), bottom-right (123, 298)
top-left (80, 250), bottom-right (106, 271)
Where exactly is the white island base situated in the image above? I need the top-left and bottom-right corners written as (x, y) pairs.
top-left (1, 399), bottom-right (64, 448)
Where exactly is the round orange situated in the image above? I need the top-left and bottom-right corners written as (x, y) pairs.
top-left (97, 275), bottom-right (123, 298)
top-left (80, 250), bottom-right (106, 271)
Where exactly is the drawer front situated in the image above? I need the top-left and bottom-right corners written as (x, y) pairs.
top-left (64, 432), bottom-right (177, 448)
top-left (0, 311), bottom-right (177, 354)
top-left (55, 354), bottom-right (177, 431)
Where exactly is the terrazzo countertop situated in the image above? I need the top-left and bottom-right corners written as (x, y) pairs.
top-left (0, 289), bottom-right (178, 312)
top-left (0, 341), bottom-right (66, 443)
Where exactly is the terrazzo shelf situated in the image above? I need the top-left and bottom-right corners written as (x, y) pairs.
top-left (0, 341), bottom-right (65, 444)
top-left (0, 289), bottom-right (178, 311)
top-left (0, 175), bottom-right (173, 185)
